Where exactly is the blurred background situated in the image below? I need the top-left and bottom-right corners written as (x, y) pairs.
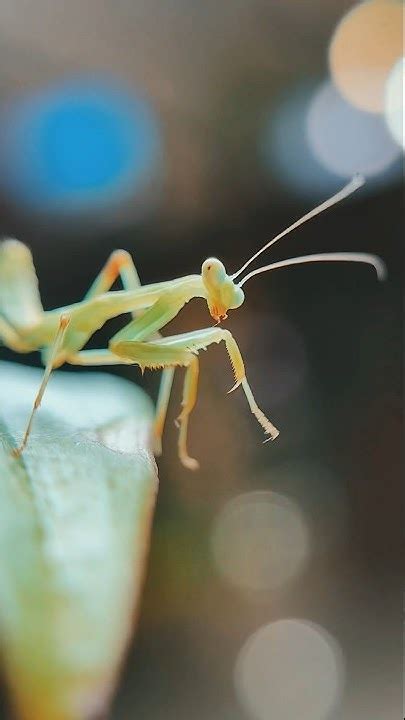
top-left (0, 1), bottom-right (402, 719)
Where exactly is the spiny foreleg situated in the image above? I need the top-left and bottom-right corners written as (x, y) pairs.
top-left (148, 326), bottom-right (279, 448)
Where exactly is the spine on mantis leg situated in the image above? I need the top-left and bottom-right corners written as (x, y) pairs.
top-left (225, 334), bottom-right (279, 440)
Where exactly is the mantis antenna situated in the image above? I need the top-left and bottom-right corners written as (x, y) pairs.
top-left (238, 252), bottom-right (387, 288)
top-left (231, 174), bottom-right (365, 281)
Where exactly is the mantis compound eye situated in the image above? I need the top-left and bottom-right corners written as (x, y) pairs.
top-left (202, 258), bottom-right (227, 287)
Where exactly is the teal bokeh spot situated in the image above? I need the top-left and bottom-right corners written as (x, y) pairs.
top-left (1, 79), bottom-right (161, 213)
top-left (40, 103), bottom-right (128, 191)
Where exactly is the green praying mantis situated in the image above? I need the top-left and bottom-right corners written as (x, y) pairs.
top-left (0, 175), bottom-right (386, 469)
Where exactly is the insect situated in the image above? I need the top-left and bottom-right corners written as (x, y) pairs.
top-left (0, 175), bottom-right (385, 469)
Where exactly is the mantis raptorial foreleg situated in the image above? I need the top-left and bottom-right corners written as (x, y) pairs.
top-left (149, 327), bottom-right (279, 441)
top-left (13, 314), bottom-right (71, 456)
top-left (110, 325), bottom-right (279, 466)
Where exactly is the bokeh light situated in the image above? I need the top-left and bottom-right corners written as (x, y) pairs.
top-left (235, 619), bottom-right (344, 720)
top-left (0, 78), bottom-right (161, 215)
top-left (384, 57), bottom-right (404, 150)
top-left (329, 0), bottom-right (403, 113)
top-left (211, 491), bottom-right (310, 593)
top-left (307, 81), bottom-right (401, 179)
top-left (262, 82), bottom-right (343, 198)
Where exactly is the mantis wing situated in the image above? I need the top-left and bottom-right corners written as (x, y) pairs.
top-left (0, 239), bottom-right (44, 329)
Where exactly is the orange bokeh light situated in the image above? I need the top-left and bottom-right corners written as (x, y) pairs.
top-left (329, 0), bottom-right (403, 113)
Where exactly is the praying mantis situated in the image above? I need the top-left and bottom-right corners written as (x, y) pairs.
top-left (0, 175), bottom-right (386, 469)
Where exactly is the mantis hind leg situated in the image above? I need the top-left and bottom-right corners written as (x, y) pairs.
top-left (12, 314), bottom-right (71, 457)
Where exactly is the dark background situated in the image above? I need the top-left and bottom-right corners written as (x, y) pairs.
top-left (0, 2), bottom-right (402, 719)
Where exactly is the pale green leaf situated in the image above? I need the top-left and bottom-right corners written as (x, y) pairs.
top-left (0, 361), bottom-right (158, 720)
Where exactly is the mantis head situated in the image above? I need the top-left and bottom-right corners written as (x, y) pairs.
top-left (202, 258), bottom-right (245, 322)
top-left (201, 176), bottom-right (386, 324)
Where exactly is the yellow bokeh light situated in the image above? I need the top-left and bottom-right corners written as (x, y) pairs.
top-left (329, 0), bottom-right (403, 113)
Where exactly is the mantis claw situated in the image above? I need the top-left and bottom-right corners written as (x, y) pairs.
top-left (227, 379), bottom-right (243, 394)
top-left (263, 428), bottom-right (280, 443)
top-left (180, 453), bottom-right (200, 471)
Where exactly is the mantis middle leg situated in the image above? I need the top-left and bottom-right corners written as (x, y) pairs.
top-left (84, 249), bottom-right (141, 312)
top-left (83, 249), bottom-right (177, 448)
top-left (176, 357), bottom-right (199, 469)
